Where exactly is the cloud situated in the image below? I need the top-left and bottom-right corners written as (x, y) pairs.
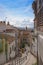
top-left (20, 18), bottom-right (34, 28)
top-left (0, 1), bottom-right (34, 28)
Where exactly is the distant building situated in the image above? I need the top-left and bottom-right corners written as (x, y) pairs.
top-left (18, 27), bottom-right (32, 49)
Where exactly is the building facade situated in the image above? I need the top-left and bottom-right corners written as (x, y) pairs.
top-left (18, 27), bottom-right (32, 50)
top-left (0, 21), bottom-right (19, 64)
top-left (32, 0), bottom-right (43, 31)
top-left (32, 0), bottom-right (43, 65)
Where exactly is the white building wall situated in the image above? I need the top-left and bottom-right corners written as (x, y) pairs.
top-left (38, 34), bottom-right (43, 65)
top-left (7, 40), bottom-right (16, 60)
top-left (10, 41), bottom-right (16, 58)
top-left (31, 38), bottom-right (37, 56)
top-left (0, 52), bottom-right (6, 64)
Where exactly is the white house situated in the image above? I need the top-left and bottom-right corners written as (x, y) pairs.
top-left (0, 21), bottom-right (19, 64)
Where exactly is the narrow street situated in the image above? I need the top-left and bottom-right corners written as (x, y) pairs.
top-left (4, 52), bottom-right (36, 65)
top-left (4, 45), bottom-right (36, 65)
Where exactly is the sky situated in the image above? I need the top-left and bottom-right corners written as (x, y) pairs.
top-left (0, 0), bottom-right (34, 28)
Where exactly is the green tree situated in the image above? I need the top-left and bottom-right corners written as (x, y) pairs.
top-left (21, 42), bottom-right (25, 48)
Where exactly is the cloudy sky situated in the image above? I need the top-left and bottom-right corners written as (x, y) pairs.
top-left (0, 0), bottom-right (34, 28)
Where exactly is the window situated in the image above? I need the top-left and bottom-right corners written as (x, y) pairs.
top-left (42, 0), bottom-right (43, 2)
top-left (41, 0), bottom-right (43, 6)
top-left (39, 0), bottom-right (41, 3)
top-left (10, 47), bottom-right (11, 54)
top-left (37, 0), bottom-right (39, 10)
top-left (39, 0), bottom-right (42, 8)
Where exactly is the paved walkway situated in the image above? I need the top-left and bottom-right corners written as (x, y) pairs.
top-left (22, 52), bottom-right (36, 65)
top-left (4, 52), bottom-right (36, 65)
